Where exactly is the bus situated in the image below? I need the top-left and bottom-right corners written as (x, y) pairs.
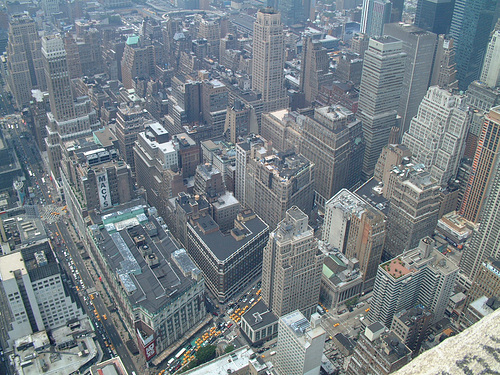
top-left (168, 358), bottom-right (175, 366)
top-left (175, 348), bottom-right (186, 359)
top-left (41, 177), bottom-right (45, 184)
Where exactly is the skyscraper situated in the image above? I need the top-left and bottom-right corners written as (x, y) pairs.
top-left (384, 23), bottom-right (437, 136)
top-left (429, 35), bottom-right (458, 89)
top-left (358, 36), bottom-right (406, 180)
top-left (244, 149), bottom-right (315, 230)
top-left (369, 237), bottom-right (459, 327)
top-left (270, 0), bottom-right (311, 26)
top-left (121, 34), bottom-right (155, 90)
top-left (450, 0), bottom-right (500, 90)
top-left (300, 35), bottom-right (331, 105)
top-left (42, 34), bottom-right (75, 122)
top-left (115, 104), bottom-right (148, 173)
top-left (252, 8), bottom-right (289, 114)
top-left (361, 0), bottom-right (393, 37)
top-left (383, 167), bottom-right (441, 260)
top-left (300, 106), bottom-right (364, 207)
top-left (480, 30), bottom-right (500, 89)
top-left (460, 106), bottom-right (500, 223)
top-left (275, 311), bottom-right (326, 375)
top-left (261, 207), bottom-right (324, 319)
top-left (402, 86), bottom-right (470, 186)
top-left (42, 34), bottom-right (100, 180)
top-left (6, 14), bottom-right (46, 109)
top-left (460, 114), bottom-right (500, 282)
top-left (323, 189), bottom-right (386, 290)
top-left (414, 0), bottom-right (454, 34)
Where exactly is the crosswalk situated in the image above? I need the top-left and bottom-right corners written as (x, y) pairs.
top-left (39, 203), bottom-right (66, 223)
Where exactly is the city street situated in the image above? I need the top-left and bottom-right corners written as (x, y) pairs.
top-left (52, 221), bottom-right (140, 374)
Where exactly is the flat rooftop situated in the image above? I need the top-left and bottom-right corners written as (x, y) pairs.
top-left (91, 206), bottom-right (199, 314)
top-left (189, 212), bottom-right (268, 262)
top-left (14, 319), bottom-right (97, 375)
top-left (242, 300), bottom-right (278, 330)
top-left (355, 177), bottom-right (389, 214)
top-left (183, 346), bottom-right (254, 375)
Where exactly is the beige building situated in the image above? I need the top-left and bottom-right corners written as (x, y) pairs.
top-left (323, 189), bottom-right (386, 290)
top-left (261, 207), bottom-right (324, 319)
top-left (252, 8), bottom-right (289, 113)
top-left (384, 167), bottom-right (441, 260)
top-left (7, 14), bottom-right (46, 109)
top-left (244, 149), bottom-right (315, 230)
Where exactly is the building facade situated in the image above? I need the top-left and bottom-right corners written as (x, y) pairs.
top-left (275, 311), bottom-right (326, 375)
top-left (357, 36), bottom-right (406, 179)
top-left (369, 237), bottom-right (459, 328)
top-left (384, 23), bottom-right (437, 136)
top-left (402, 86), bottom-right (470, 187)
top-left (0, 242), bottom-right (84, 350)
top-left (261, 207), bottom-right (324, 319)
top-left (384, 168), bottom-right (441, 260)
top-left (323, 189), bottom-right (386, 290)
top-left (186, 209), bottom-right (269, 302)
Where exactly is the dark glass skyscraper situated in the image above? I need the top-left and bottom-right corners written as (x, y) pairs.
top-left (414, 0), bottom-right (454, 34)
top-left (450, 0), bottom-right (500, 90)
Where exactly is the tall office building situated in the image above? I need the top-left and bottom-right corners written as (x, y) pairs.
top-left (121, 34), bottom-right (155, 90)
top-left (244, 150), bottom-right (315, 230)
top-left (323, 189), bottom-right (386, 290)
top-left (275, 311), bottom-right (326, 375)
top-left (252, 8), bottom-right (289, 114)
top-left (300, 106), bottom-right (364, 207)
top-left (402, 86), bottom-right (470, 186)
top-left (460, 112), bottom-right (500, 281)
top-left (261, 207), bottom-right (324, 319)
top-left (234, 135), bottom-right (268, 206)
top-left (0, 242), bottom-right (84, 350)
top-left (480, 30), bottom-right (500, 89)
top-left (414, 0), bottom-right (454, 34)
top-left (6, 13), bottom-right (46, 109)
top-left (269, 0), bottom-right (311, 26)
top-left (300, 35), bottom-right (331, 105)
top-left (464, 81), bottom-right (500, 159)
top-left (384, 23), bottom-right (437, 136)
top-left (460, 106), bottom-right (500, 223)
top-left (360, 0), bottom-right (393, 37)
top-left (429, 35), bottom-right (458, 89)
top-left (369, 237), bottom-right (459, 327)
top-left (42, 34), bottom-right (75, 122)
top-left (115, 104), bottom-right (148, 173)
top-left (358, 36), bottom-right (406, 180)
top-left (384, 167), bottom-right (441, 260)
top-left (450, 0), bottom-right (500, 90)
top-left (42, 34), bottom-right (100, 180)
top-left (187, 209), bottom-right (269, 302)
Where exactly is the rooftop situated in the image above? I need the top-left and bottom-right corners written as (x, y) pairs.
top-left (241, 300), bottom-right (278, 330)
top-left (326, 189), bottom-right (368, 219)
top-left (183, 346), bottom-right (254, 375)
top-left (90, 206), bottom-right (200, 314)
top-left (188, 211), bottom-right (268, 262)
top-left (14, 319), bottom-right (97, 375)
top-left (355, 177), bottom-right (389, 214)
top-left (380, 238), bottom-right (459, 280)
